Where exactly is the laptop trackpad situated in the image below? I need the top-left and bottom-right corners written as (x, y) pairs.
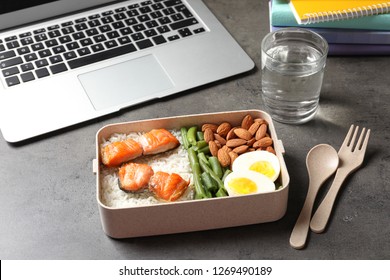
top-left (78, 55), bottom-right (174, 111)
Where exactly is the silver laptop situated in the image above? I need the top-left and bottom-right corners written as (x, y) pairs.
top-left (0, 0), bottom-right (254, 142)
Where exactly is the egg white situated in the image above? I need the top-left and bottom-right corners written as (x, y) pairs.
top-left (232, 151), bottom-right (280, 182)
top-left (224, 170), bottom-right (275, 196)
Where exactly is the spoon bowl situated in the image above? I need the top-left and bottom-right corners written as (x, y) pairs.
top-left (289, 144), bottom-right (339, 249)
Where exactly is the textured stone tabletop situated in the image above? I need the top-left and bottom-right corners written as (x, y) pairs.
top-left (0, 0), bottom-right (389, 259)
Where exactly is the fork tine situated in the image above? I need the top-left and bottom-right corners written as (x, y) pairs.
top-left (360, 128), bottom-right (371, 152)
top-left (342, 124), bottom-right (355, 148)
top-left (349, 125), bottom-right (359, 150)
top-left (355, 127), bottom-right (366, 151)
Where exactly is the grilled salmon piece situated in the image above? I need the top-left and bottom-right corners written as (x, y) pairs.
top-left (101, 138), bottom-right (143, 167)
top-left (118, 162), bottom-right (154, 192)
top-left (149, 171), bottom-right (190, 201)
top-left (139, 129), bottom-right (179, 155)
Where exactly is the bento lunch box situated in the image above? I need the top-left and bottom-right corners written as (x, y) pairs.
top-left (93, 110), bottom-right (290, 238)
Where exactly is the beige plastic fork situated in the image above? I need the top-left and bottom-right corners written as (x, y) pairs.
top-left (310, 125), bottom-right (371, 233)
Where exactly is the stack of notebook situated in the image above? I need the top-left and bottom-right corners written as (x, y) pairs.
top-left (269, 0), bottom-right (390, 55)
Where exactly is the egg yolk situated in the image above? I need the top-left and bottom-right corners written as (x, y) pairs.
top-left (249, 161), bottom-right (275, 180)
top-left (228, 177), bottom-right (257, 194)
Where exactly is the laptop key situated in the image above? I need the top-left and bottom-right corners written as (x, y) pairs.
top-left (20, 37), bottom-right (34, 45)
top-left (34, 33), bottom-right (48, 42)
top-left (178, 28), bottom-right (192, 37)
top-left (53, 45), bottom-right (66, 54)
top-left (6, 41), bottom-right (20, 49)
top-left (24, 53), bottom-right (38, 62)
top-left (105, 40), bottom-right (118, 49)
top-left (17, 46), bottom-right (31, 55)
top-left (170, 18), bottom-right (198, 30)
top-left (31, 42), bottom-right (45, 51)
top-left (118, 36), bottom-right (131, 45)
top-left (59, 35), bottom-right (72, 44)
top-left (167, 35), bottom-right (180, 41)
top-left (152, 35), bottom-right (167, 45)
top-left (35, 68), bottom-right (50, 78)
top-left (5, 76), bottom-right (20, 86)
top-left (1, 57), bottom-right (23, 69)
top-left (62, 26), bottom-right (75, 34)
top-left (35, 59), bottom-right (49, 68)
top-left (21, 72), bottom-right (35, 82)
top-left (2, 66), bottom-right (19, 77)
top-left (77, 47), bottom-right (91, 56)
top-left (49, 55), bottom-right (63, 64)
top-left (38, 49), bottom-right (52, 58)
top-left (164, 0), bottom-right (182, 7)
top-left (91, 43), bottom-right (105, 52)
top-left (0, 50), bottom-right (16, 60)
top-left (45, 39), bottom-right (59, 48)
top-left (68, 43), bottom-right (137, 69)
top-left (5, 36), bottom-right (18, 42)
top-left (194, 27), bottom-right (205, 34)
top-left (50, 63), bottom-right (68, 74)
top-left (21, 63), bottom-right (35, 72)
top-left (136, 39), bottom-right (153, 49)
top-left (64, 51), bottom-right (77, 60)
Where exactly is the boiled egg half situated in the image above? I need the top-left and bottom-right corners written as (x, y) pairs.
top-left (232, 151), bottom-right (280, 182)
top-left (224, 170), bottom-right (275, 196)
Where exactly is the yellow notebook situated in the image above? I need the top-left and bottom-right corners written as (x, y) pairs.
top-left (289, 0), bottom-right (390, 24)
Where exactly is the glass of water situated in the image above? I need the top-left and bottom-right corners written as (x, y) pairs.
top-left (261, 28), bottom-right (328, 124)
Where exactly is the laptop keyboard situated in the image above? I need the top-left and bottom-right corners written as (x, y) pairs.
top-left (0, 0), bottom-right (206, 88)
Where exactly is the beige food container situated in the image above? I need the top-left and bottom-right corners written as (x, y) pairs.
top-left (93, 110), bottom-right (290, 238)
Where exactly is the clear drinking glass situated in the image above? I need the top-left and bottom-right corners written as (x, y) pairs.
top-left (261, 28), bottom-right (328, 124)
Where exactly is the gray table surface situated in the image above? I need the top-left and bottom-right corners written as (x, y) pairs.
top-left (1, 0), bottom-right (389, 260)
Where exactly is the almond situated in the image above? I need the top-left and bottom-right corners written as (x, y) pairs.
top-left (214, 140), bottom-right (222, 149)
top-left (248, 121), bottom-right (260, 136)
top-left (221, 145), bottom-right (232, 153)
top-left (241, 114), bottom-right (253, 130)
top-left (253, 137), bottom-right (273, 149)
top-left (254, 118), bottom-right (268, 125)
top-left (234, 128), bottom-right (252, 141)
top-left (226, 138), bottom-right (247, 148)
top-left (203, 128), bottom-right (214, 142)
top-left (233, 145), bottom-right (249, 154)
top-left (228, 151), bottom-right (238, 165)
top-left (201, 123), bottom-right (218, 132)
top-left (255, 123), bottom-right (268, 140)
top-left (214, 133), bottom-right (227, 145)
top-left (209, 141), bottom-right (219, 157)
top-left (226, 127), bottom-right (237, 140)
top-left (266, 146), bottom-right (276, 155)
top-left (216, 122), bottom-right (231, 138)
top-left (247, 137), bottom-right (256, 147)
top-left (217, 148), bottom-right (230, 167)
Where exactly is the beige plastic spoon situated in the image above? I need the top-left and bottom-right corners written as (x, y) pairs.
top-left (289, 144), bottom-right (339, 249)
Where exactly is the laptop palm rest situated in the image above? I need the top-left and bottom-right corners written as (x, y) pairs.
top-left (78, 55), bottom-right (174, 111)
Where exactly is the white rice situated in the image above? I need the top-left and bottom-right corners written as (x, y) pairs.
top-left (99, 130), bottom-right (194, 208)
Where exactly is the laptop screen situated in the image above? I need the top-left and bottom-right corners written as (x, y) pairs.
top-left (0, 0), bottom-right (59, 15)
top-left (0, 0), bottom-right (119, 31)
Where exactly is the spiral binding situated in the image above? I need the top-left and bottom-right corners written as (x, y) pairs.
top-left (302, 2), bottom-right (390, 24)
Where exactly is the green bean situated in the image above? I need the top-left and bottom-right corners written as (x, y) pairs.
top-left (197, 145), bottom-right (210, 155)
top-left (196, 131), bottom-right (204, 141)
top-left (187, 126), bottom-right (198, 146)
top-left (197, 152), bottom-right (209, 166)
top-left (222, 169), bottom-right (233, 182)
top-left (199, 158), bottom-right (224, 190)
top-left (216, 187), bottom-right (228, 197)
top-left (208, 156), bottom-right (223, 179)
top-left (180, 127), bottom-right (190, 149)
top-left (188, 148), bottom-right (208, 199)
top-left (201, 172), bottom-right (218, 193)
top-left (196, 140), bottom-right (208, 149)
